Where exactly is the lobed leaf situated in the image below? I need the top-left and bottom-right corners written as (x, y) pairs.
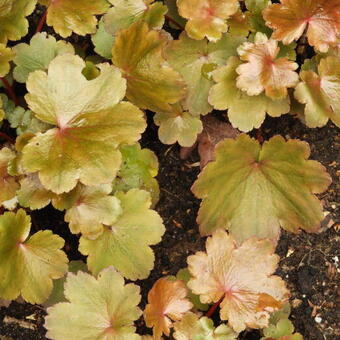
top-left (0, 209), bottom-right (68, 303)
top-left (92, 18), bottom-right (115, 59)
top-left (39, 0), bottom-right (110, 38)
top-left (209, 56), bottom-right (290, 132)
top-left (0, 43), bottom-right (14, 77)
top-left (144, 277), bottom-right (193, 339)
top-left (177, 0), bottom-right (239, 41)
top-left (173, 312), bottom-right (238, 340)
top-left (22, 54), bottom-right (146, 194)
top-left (0, 0), bottom-right (37, 43)
top-left (79, 189), bottom-right (165, 280)
top-left (294, 56), bottom-right (340, 128)
top-left (165, 32), bottom-right (244, 115)
top-left (45, 267), bottom-right (142, 340)
top-left (112, 21), bottom-right (186, 113)
top-left (12, 32), bottom-right (74, 83)
top-left (192, 134), bottom-right (331, 243)
top-left (188, 229), bottom-right (289, 333)
top-left (263, 0), bottom-right (340, 53)
top-left (236, 33), bottom-right (299, 99)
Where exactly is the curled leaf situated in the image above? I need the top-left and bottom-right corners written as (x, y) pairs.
top-left (144, 277), bottom-right (193, 339)
top-left (263, 0), bottom-right (340, 53)
top-left (39, 0), bottom-right (110, 38)
top-left (236, 33), bottom-right (299, 99)
top-left (79, 189), bottom-right (165, 280)
top-left (294, 56), bottom-right (340, 128)
top-left (192, 134), bottom-right (331, 243)
top-left (0, 209), bottom-right (68, 303)
top-left (22, 54), bottom-right (146, 194)
top-left (177, 0), bottom-right (239, 41)
top-left (209, 56), bottom-right (290, 132)
top-left (112, 21), bottom-right (186, 113)
top-left (45, 267), bottom-right (142, 340)
top-left (188, 229), bottom-right (289, 333)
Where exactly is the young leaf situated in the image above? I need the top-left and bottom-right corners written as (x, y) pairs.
top-left (0, 44), bottom-right (14, 77)
top-left (104, 0), bottom-right (167, 36)
top-left (262, 319), bottom-right (303, 340)
top-left (263, 0), bottom-right (340, 53)
top-left (154, 104), bottom-right (203, 147)
top-left (173, 312), bottom-right (238, 340)
top-left (12, 32), bottom-right (74, 83)
top-left (192, 134), bottom-right (331, 243)
top-left (0, 0), bottom-right (37, 43)
top-left (177, 0), bottom-right (239, 41)
top-left (112, 21), bottom-right (186, 113)
top-left (188, 229), bottom-right (289, 333)
top-left (236, 33), bottom-right (299, 99)
top-left (17, 173), bottom-right (55, 210)
top-left (45, 267), bottom-right (142, 340)
top-left (79, 189), bottom-right (165, 280)
top-left (0, 209), bottom-right (68, 303)
top-left (0, 147), bottom-right (19, 205)
top-left (165, 32), bottom-right (244, 115)
top-left (56, 184), bottom-right (122, 240)
top-left (144, 277), bottom-right (193, 339)
top-left (294, 56), bottom-right (340, 128)
top-left (113, 143), bottom-right (160, 207)
top-left (209, 56), bottom-right (290, 132)
top-left (39, 0), bottom-right (110, 38)
top-left (21, 54), bottom-right (146, 194)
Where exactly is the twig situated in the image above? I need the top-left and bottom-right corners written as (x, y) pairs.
top-left (0, 77), bottom-right (19, 106)
top-left (165, 15), bottom-right (185, 31)
top-left (206, 295), bottom-right (224, 318)
top-left (36, 9), bottom-right (47, 33)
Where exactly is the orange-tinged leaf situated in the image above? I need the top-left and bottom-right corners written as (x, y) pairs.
top-left (188, 229), bottom-right (290, 333)
top-left (144, 277), bottom-right (193, 339)
top-left (263, 0), bottom-right (340, 53)
top-left (236, 33), bottom-right (299, 99)
top-left (177, 0), bottom-right (239, 41)
top-left (192, 134), bottom-right (332, 243)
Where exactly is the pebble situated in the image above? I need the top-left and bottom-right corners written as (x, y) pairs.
top-left (315, 316), bottom-right (322, 323)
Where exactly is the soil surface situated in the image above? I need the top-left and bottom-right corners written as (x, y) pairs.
top-left (1, 5), bottom-right (339, 340)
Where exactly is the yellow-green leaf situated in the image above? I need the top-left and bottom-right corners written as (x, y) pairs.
top-left (192, 134), bottom-right (331, 243)
top-left (0, 43), bottom-right (14, 77)
top-left (0, 209), bottom-right (68, 303)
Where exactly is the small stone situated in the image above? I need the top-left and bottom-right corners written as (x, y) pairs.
top-left (315, 316), bottom-right (322, 323)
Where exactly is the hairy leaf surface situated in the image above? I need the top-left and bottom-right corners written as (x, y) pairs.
top-left (79, 189), bottom-right (165, 280)
top-left (188, 230), bottom-right (289, 332)
top-left (192, 134), bottom-right (331, 243)
top-left (0, 209), bottom-right (68, 303)
top-left (22, 54), bottom-right (146, 194)
top-left (144, 277), bottom-right (193, 339)
top-left (45, 267), bottom-right (142, 340)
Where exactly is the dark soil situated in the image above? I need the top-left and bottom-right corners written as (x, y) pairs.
top-left (1, 6), bottom-right (339, 340)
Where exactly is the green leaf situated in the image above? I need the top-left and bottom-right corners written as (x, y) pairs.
top-left (0, 209), bottom-right (68, 303)
top-left (113, 143), bottom-right (160, 207)
top-left (174, 312), bottom-right (237, 340)
top-left (12, 32), bottom-right (74, 83)
top-left (21, 54), bottom-right (146, 194)
top-left (176, 269), bottom-right (209, 311)
top-left (209, 56), bottom-right (290, 132)
top-left (0, 147), bottom-right (19, 205)
top-left (39, 0), bottom-right (110, 38)
top-left (55, 184), bottom-right (122, 240)
top-left (294, 56), bottom-right (340, 128)
top-left (79, 189), bottom-right (165, 280)
top-left (45, 267), bottom-right (142, 340)
top-left (165, 32), bottom-right (244, 115)
top-left (0, 0), bottom-right (37, 43)
top-left (154, 104), bottom-right (203, 147)
top-left (91, 18), bottom-right (115, 59)
top-left (192, 134), bottom-right (332, 243)
top-left (112, 21), bottom-right (186, 113)
top-left (0, 43), bottom-right (14, 77)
